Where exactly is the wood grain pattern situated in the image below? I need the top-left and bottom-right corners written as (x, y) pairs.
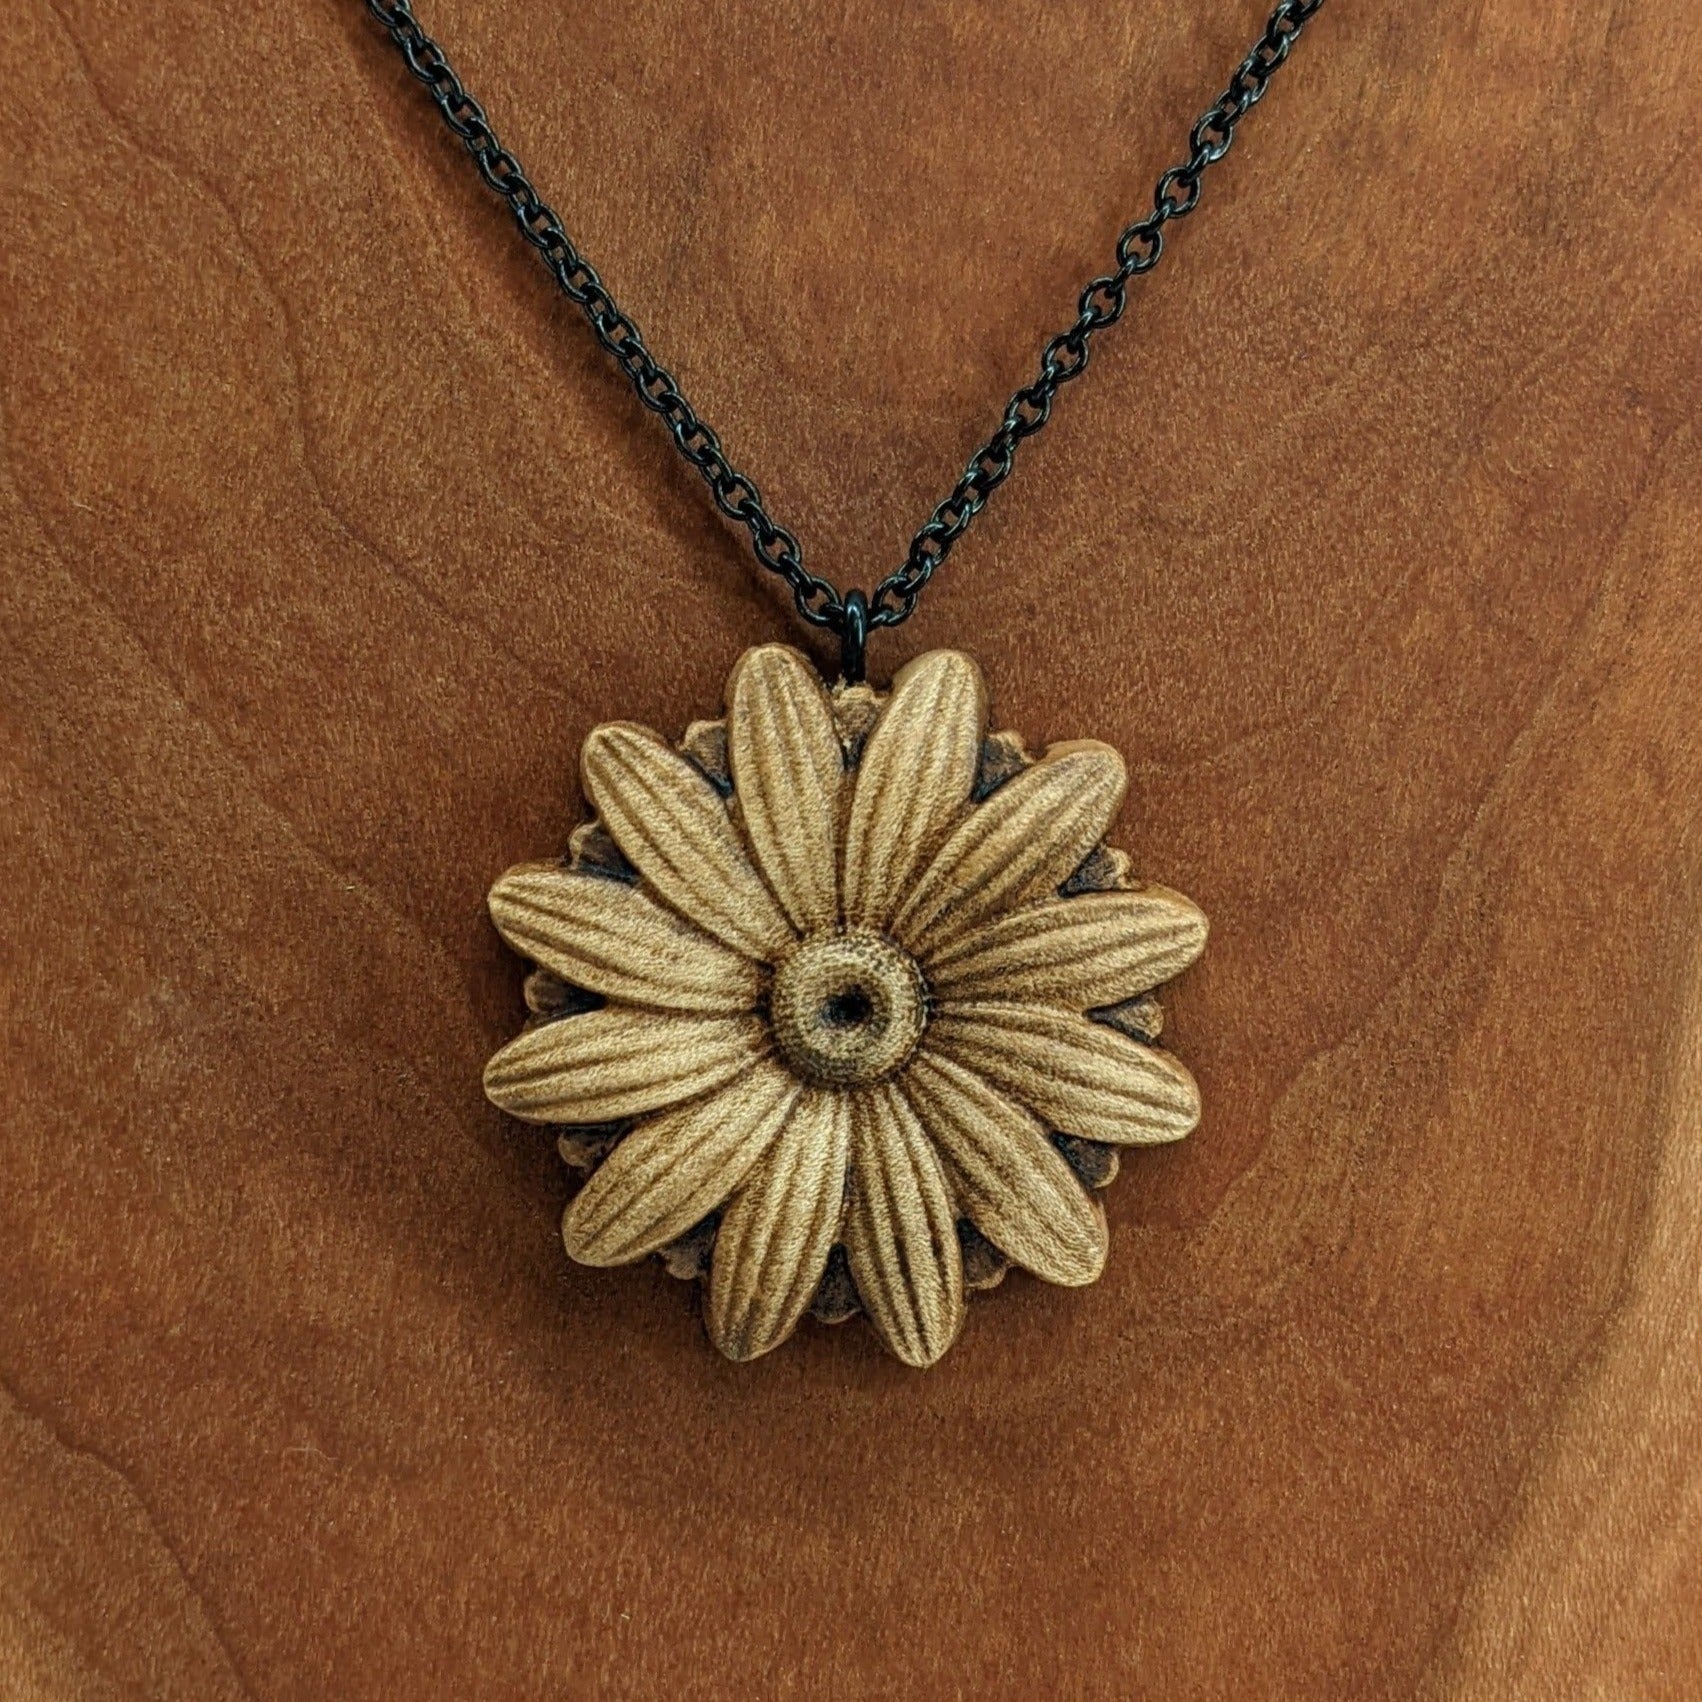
top-left (2, 0), bottom-right (1699, 1691)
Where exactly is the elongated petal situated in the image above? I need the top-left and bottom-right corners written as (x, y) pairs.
top-left (926, 888), bottom-right (1207, 1009)
top-left (841, 651), bottom-right (986, 931)
top-left (489, 862), bottom-right (763, 1013)
top-left (706, 1089), bottom-right (851, 1361)
top-left (483, 1007), bottom-right (764, 1124)
top-left (928, 1001), bottom-right (1199, 1145)
top-left (562, 1062), bottom-right (801, 1265)
top-left (903, 1051), bottom-right (1106, 1285)
top-left (582, 722), bottom-right (792, 960)
top-left (844, 1082), bottom-right (965, 1367)
top-left (894, 741), bottom-right (1126, 956)
top-left (727, 645), bottom-right (843, 935)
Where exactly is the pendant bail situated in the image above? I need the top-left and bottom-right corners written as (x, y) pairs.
top-left (838, 589), bottom-right (870, 685)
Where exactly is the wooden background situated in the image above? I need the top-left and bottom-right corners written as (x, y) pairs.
top-left (3, 0), bottom-right (1699, 1695)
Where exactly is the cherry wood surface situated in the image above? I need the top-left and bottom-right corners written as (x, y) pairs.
top-left (3, 1), bottom-right (1699, 1696)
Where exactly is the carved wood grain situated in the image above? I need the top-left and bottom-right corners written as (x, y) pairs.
top-left (2, 0), bottom-right (1699, 1694)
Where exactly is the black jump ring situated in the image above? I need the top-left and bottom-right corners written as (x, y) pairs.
top-left (837, 590), bottom-right (870, 685)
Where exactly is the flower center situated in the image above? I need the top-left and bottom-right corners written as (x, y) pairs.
top-left (769, 929), bottom-right (928, 1088)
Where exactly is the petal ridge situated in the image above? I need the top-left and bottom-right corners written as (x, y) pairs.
top-left (844, 1082), bottom-right (966, 1366)
top-left (706, 1089), bottom-right (852, 1360)
top-left (582, 721), bottom-right (792, 960)
top-left (925, 888), bottom-right (1207, 1008)
top-left (489, 862), bottom-right (763, 1012)
top-left (483, 1008), bottom-right (764, 1124)
top-left (841, 651), bottom-right (986, 931)
top-left (896, 741), bottom-right (1127, 956)
top-left (904, 1050), bottom-right (1107, 1286)
top-left (562, 1062), bottom-right (802, 1265)
top-left (727, 645), bottom-right (843, 935)
top-left (928, 1000), bottom-right (1199, 1145)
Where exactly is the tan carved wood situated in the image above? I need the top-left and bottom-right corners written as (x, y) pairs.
top-left (483, 646), bottom-right (1207, 1364)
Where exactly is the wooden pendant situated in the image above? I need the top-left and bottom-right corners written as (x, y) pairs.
top-left (484, 647), bottom-right (1207, 1366)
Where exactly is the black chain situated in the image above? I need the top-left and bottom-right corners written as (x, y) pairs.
top-left (363, 0), bottom-right (1325, 678)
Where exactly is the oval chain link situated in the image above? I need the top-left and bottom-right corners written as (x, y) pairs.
top-left (363, 0), bottom-right (1325, 659)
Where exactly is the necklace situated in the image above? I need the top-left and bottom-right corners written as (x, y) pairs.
top-left (366, 0), bottom-right (1326, 1366)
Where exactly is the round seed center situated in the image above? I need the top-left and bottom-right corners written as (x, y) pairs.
top-left (769, 930), bottom-right (927, 1087)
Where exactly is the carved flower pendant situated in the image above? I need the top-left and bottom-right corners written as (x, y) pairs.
top-left (484, 647), bottom-right (1206, 1365)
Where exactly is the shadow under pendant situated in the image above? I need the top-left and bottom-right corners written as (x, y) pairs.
top-left (483, 646), bottom-right (1207, 1366)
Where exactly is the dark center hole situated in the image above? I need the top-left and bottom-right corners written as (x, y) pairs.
top-left (820, 986), bottom-right (873, 1030)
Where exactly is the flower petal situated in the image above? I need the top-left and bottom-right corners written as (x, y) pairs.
top-left (928, 1001), bottom-right (1199, 1145)
top-left (925, 888), bottom-right (1207, 1009)
top-left (903, 1051), bottom-right (1106, 1286)
top-left (483, 1007), bottom-right (765, 1124)
top-left (844, 1082), bottom-right (965, 1367)
top-left (841, 650), bottom-right (986, 932)
top-left (893, 740), bottom-right (1127, 956)
top-left (727, 645), bottom-right (844, 935)
top-left (705, 1088), bottom-right (851, 1361)
top-left (562, 1062), bottom-right (801, 1265)
top-left (582, 721), bottom-right (792, 960)
top-left (488, 862), bottom-right (763, 1013)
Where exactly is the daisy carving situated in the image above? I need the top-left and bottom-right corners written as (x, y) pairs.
top-left (483, 646), bottom-right (1206, 1366)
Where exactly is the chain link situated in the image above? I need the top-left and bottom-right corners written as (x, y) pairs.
top-left (363, 0), bottom-right (1325, 666)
